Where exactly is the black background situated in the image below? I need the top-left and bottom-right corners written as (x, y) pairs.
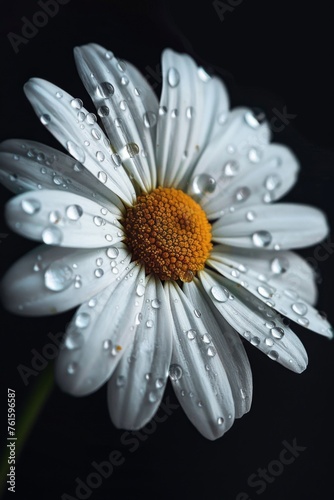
top-left (0, 1), bottom-right (334, 499)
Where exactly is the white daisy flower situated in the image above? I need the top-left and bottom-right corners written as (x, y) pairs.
top-left (1, 44), bottom-right (332, 440)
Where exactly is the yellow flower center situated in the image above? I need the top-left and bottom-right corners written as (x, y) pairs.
top-left (123, 187), bottom-right (212, 282)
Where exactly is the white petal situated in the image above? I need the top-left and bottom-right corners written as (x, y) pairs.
top-left (212, 203), bottom-right (329, 250)
top-left (199, 269), bottom-right (309, 373)
top-left (208, 248), bottom-right (332, 337)
top-left (198, 144), bottom-right (299, 219)
top-left (1, 243), bottom-right (131, 316)
top-left (183, 279), bottom-right (253, 419)
top-left (56, 264), bottom-right (146, 396)
top-left (156, 49), bottom-right (229, 189)
top-left (187, 107), bottom-right (272, 210)
top-left (108, 275), bottom-right (173, 429)
top-left (6, 189), bottom-right (124, 248)
top-left (24, 78), bottom-right (135, 205)
top-left (165, 281), bottom-right (235, 440)
top-left (0, 139), bottom-right (124, 215)
top-left (209, 245), bottom-right (317, 305)
top-left (74, 43), bottom-right (159, 191)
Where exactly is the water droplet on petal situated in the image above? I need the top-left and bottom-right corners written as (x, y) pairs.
top-left (292, 302), bottom-right (308, 316)
top-left (44, 262), bottom-right (74, 291)
top-left (167, 67), bottom-right (180, 87)
top-left (257, 285), bottom-right (272, 298)
top-left (96, 151), bottom-right (105, 162)
top-left (136, 283), bottom-right (145, 296)
top-left (248, 147), bottom-right (262, 163)
top-left (67, 362), bottom-right (78, 374)
top-left (186, 329), bottom-right (196, 340)
top-left (97, 105), bottom-right (110, 117)
top-left (94, 268), bottom-right (104, 278)
top-left (106, 247), bottom-right (119, 259)
top-left (40, 114), bottom-right (51, 125)
top-left (169, 364), bottom-right (183, 381)
top-left (271, 327), bottom-right (284, 339)
top-left (75, 312), bottom-right (90, 328)
top-left (186, 106), bottom-right (194, 119)
top-left (246, 210), bottom-right (256, 222)
top-left (96, 82), bottom-right (114, 98)
top-left (191, 174), bottom-right (216, 196)
top-left (21, 198), bottom-right (41, 215)
top-left (210, 286), bottom-right (228, 302)
top-left (244, 110), bottom-right (261, 129)
top-left (207, 346), bottom-right (216, 357)
top-left (148, 391), bottom-right (157, 403)
top-left (65, 330), bottom-right (84, 350)
top-left (265, 174), bottom-right (281, 191)
top-left (223, 160), bottom-right (239, 177)
top-left (297, 317), bottom-right (309, 327)
top-left (143, 111), bottom-right (157, 128)
top-left (268, 350), bottom-right (279, 361)
top-left (151, 298), bottom-right (161, 309)
top-left (70, 98), bottom-right (83, 110)
top-left (66, 204), bottom-right (83, 221)
top-left (252, 231), bottom-right (272, 248)
top-left (155, 378), bottom-right (164, 389)
top-left (42, 226), bottom-right (63, 245)
top-left (235, 187), bottom-right (251, 202)
top-left (251, 336), bottom-right (261, 346)
top-left (217, 417), bottom-right (224, 425)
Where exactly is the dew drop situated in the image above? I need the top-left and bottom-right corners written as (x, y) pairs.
top-left (191, 174), bottom-right (216, 197)
top-left (159, 106), bottom-right (167, 116)
top-left (96, 82), bottom-right (114, 98)
top-left (169, 364), bottom-right (183, 381)
top-left (148, 391), bottom-right (157, 403)
top-left (94, 268), bottom-right (104, 278)
top-left (75, 312), bottom-right (90, 328)
top-left (194, 309), bottom-right (201, 318)
top-left (44, 262), bottom-right (74, 291)
top-left (70, 98), bottom-right (83, 110)
top-left (120, 76), bottom-right (129, 86)
top-left (40, 114), bottom-right (51, 125)
top-left (265, 337), bottom-right (274, 346)
top-left (65, 330), bottom-right (84, 350)
top-left (186, 329), bottom-right (196, 340)
top-left (167, 67), bottom-right (180, 87)
top-left (257, 285), bottom-right (272, 299)
top-left (106, 247), bottom-right (119, 259)
top-left (265, 174), bottom-right (281, 191)
top-left (96, 151), bottom-right (105, 162)
top-left (223, 160), bottom-right (239, 177)
top-left (155, 378), bottom-right (164, 389)
top-left (21, 198), bottom-right (41, 215)
top-left (151, 298), bottom-right (161, 309)
top-left (197, 67), bottom-right (211, 82)
top-left (186, 106), bottom-right (194, 119)
top-left (235, 187), bottom-right (251, 202)
top-left (93, 216), bottom-right (105, 226)
top-left (67, 362), bottom-right (78, 375)
top-left (292, 302), bottom-right (308, 316)
top-left (244, 111), bottom-right (261, 129)
top-left (66, 204), bottom-right (83, 221)
top-left (143, 111), bottom-right (157, 128)
top-left (271, 256), bottom-right (289, 274)
top-left (252, 231), bottom-right (272, 248)
top-left (251, 336), bottom-right (261, 346)
top-left (217, 417), bottom-right (224, 426)
top-left (297, 317), bottom-right (309, 327)
top-left (246, 210), bottom-right (256, 222)
top-left (146, 320), bottom-right (154, 328)
top-left (136, 283), bottom-right (145, 296)
top-left (248, 147), bottom-right (262, 163)
top-left (271, 327), bottom-right (284, 339)
top-left (207, 346), bottom-right (216, 357)
top-left (210, 286), bottom-right (228, 303)
top-left (268, 350), bottom-right (279, 361)
top-left (97, 105), bottom-right (110, 117)
top-left (42, 226), bottom-right (63, 245)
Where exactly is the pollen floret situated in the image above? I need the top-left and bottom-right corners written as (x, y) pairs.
top-left (124, 187), bottom-right (212, 282)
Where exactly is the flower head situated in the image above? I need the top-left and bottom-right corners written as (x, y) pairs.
top-left (0, 44), bottom-right (332, 440)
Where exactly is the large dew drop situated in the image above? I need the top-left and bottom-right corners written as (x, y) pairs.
top-left (44, 262), bottom-right (74, 291)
